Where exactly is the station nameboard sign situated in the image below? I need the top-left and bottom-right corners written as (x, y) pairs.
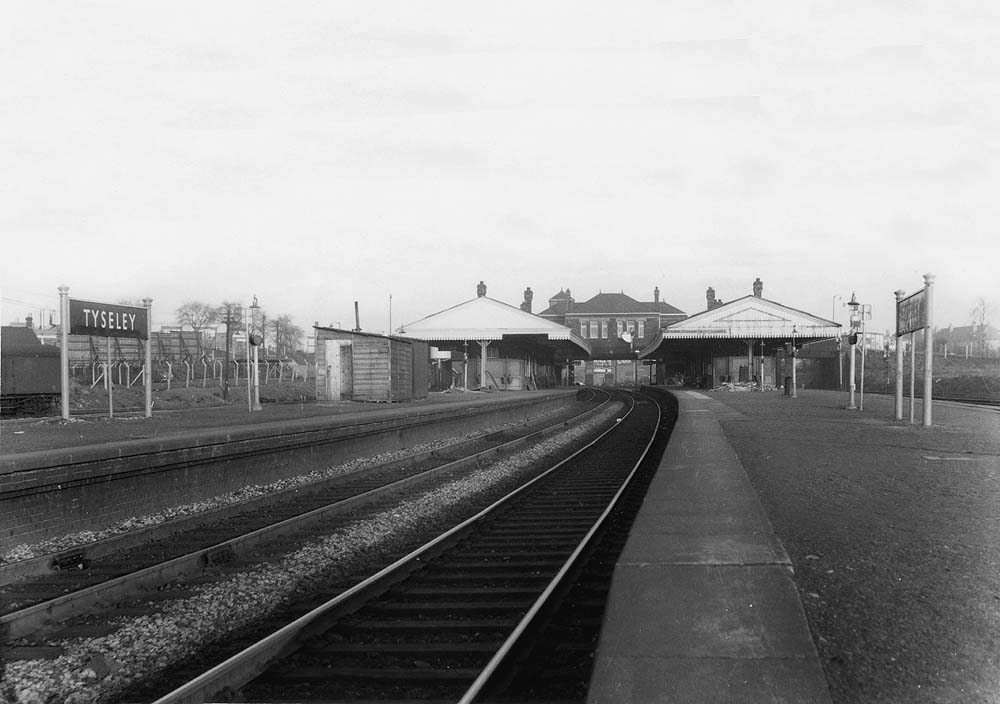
top-left (896, 289), bottom-right (926, 336)
top-left (69, 299), bottom-right (148, 339)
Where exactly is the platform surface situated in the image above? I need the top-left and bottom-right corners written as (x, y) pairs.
top-left (589, 389), bottom-right (831, 703)
top-left (590, 389), bottom-right (1000, 703)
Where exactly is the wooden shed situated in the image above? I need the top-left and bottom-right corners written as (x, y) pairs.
top-left (314, 327), bottom-right (429, 402)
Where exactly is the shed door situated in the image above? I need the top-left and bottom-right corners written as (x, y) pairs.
top-left (325, 340), bottom-right (353, 400)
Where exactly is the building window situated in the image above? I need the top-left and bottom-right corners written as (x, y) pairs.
top-left (638, 320), bottom-right (645, 338)
top-left (580, 320), bottom-right (588, 338)
top-left (616, 320), bottom-right (624, 337)
top-left (601, 321), bottom-right (608, 338)
top-left (590, 321), bottom-right (599, 338)
top-left (627, 320), bottom-right (636, 336)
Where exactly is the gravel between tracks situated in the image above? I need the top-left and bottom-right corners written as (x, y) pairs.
top-left (0, 403), bottom-right (622, 704)
top-left (708, 390), bottom-right (1000, 704)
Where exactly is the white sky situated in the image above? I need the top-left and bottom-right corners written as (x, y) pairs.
top-left (2, 1), bottom-right (998, 339)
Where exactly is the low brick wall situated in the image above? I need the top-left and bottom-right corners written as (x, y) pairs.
top-left (1, 394), bottom-right (573, 552)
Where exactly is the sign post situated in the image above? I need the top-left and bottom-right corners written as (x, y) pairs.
top-left (894, 289), bottom-right (905, 420)
top-left (922, 274), bottom-right (935, 427)
top-left (143, 298), bottom-right (153, 418)
top-left (59, 286), bottom-right (70, 420)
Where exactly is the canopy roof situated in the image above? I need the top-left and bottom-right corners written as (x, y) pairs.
top-left (639, 295), bottom-right (840, 357)
top-left (400, 296), bottom-right (591, 357)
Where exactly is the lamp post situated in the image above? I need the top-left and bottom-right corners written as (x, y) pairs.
top-left (832, 294), bottom-right (844, 390)
top-left (847, 292), bottom-right (859, 409)
top-left (621, 330), bottom-right (635, 387)
top-left (249, 296), bottom-right (262, 412)
top-left (791, 325), bottom-right (798, 398)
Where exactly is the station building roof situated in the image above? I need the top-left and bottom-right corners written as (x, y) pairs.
top-left (638, 294), bottom-right (840, 358)
top-left (399, 295), bottom-right (591, 358)
top-left (538, 290), bottom-right (685, 320)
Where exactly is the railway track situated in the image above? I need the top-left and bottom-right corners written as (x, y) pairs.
top-left (144, 388), bottom-right (673, 704)
top-left (0, 391), bottom-right (610, 643)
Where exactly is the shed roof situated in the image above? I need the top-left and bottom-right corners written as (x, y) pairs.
top-left (400, 296), bottom-right (591, 356)
top-left (638, 295), bottom-right (840, 357)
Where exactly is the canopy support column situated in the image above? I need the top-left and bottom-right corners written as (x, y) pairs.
top-left (478, 340), bottom-right (491, 390)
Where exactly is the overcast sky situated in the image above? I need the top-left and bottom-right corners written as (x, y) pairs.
top-left (2, 1), bottom-right (997, 339)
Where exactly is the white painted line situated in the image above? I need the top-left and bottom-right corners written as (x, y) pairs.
top-left (922, 456), bottom-right (984, 461)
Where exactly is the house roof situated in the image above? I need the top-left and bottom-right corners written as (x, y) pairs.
top-left (540, 291), bottom-right (685, 317)
top-left (399, 296), bottom-right (591, 356)
top-left (1, 326), bottom-right (59, 356)
top-left (937, 324), bottom-right (1000, 341)
top-left (638, 295), bottom-right (840, 357)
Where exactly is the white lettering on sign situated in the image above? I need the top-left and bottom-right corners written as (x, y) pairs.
top-left (896, 290), bottom-right (926, 336)
top-left (83, 308), bottom-right (138, 331)
top-left (69, 299), bottom-right (148, 339)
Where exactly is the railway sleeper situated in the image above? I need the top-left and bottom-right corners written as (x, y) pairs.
top-left (394, 585), bottom-right (543, 598)
top-left (414, 570), bottom-right (553, 583)
top-left (367, 600), bottom-right (533, 614)
top-left (444, 548), bottom-right (573, 560)
top-left (257, 665), bottom-right (483, 682)
top-left (340, 617), bottom-right (519, 632)
top-left (425, 561), bottom-right (564, 573)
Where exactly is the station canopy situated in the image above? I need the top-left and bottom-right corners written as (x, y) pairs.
top-left (399, 295), bottom-right (591, 359)
top-left (638, 294), bottom-right (840, 358)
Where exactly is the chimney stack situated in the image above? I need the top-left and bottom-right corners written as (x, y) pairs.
top-left (706, 287), bottom-right (722, 310)
top-left (654, 286), bottom-right (660, 303)
top-left (477, 281), bottom-right (487, 297)
top-left (25, 315), bottom-right (33, 329)
top-left (753, 277), bottom-right (763, 298)
top-left (520, 286), bottom-right (533, 313)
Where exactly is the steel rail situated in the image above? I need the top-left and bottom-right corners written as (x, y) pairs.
top-left (1, 391), bottom-right (611, 642)
top-left (457, 390), bottom-right (661, 703)
top-left (150, 392), bottom-right (637, 704)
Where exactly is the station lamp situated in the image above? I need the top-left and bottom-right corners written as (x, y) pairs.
top-left (846, 292), bottom-right (859, 409)
top-left (791, 325), bottom-right (797, 398)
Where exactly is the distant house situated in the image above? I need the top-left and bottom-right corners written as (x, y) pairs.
top-left (538, 287), bottom-right (686, 360)
top-left (936, 324), bottom-right (1000, 356)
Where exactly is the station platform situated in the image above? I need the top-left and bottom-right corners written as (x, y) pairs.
top-left (0, 388), bottom-right (579, 554)
top-left (589, 389), bottom-right (1000, 703)
top-left (0, 388), bottom-right (577, 462)
top-left (589, 389), bottom-right (831, 703)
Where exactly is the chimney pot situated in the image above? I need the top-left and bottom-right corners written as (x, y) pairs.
top-left (477, 281), bottom-right (487, 297)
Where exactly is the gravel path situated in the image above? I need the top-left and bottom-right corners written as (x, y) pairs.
top-left (708, 389), bottom-right (1000, 703)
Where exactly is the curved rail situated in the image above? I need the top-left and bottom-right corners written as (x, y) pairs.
top-left (150, 391), bottom-right (660, 703)
top-left (457, 390), bottom-right (662, 703)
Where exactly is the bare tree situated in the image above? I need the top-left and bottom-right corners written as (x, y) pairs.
top-left (272, 315), bottom-right (304, 356)
top-left (970, 297), bottom-right (993, 328)
top-left (175, 301), bottom-right (219, 334)
top-left (970, 298), bottom-right (995, 355)
top-left (217, 301), bottom-right (246, 332)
